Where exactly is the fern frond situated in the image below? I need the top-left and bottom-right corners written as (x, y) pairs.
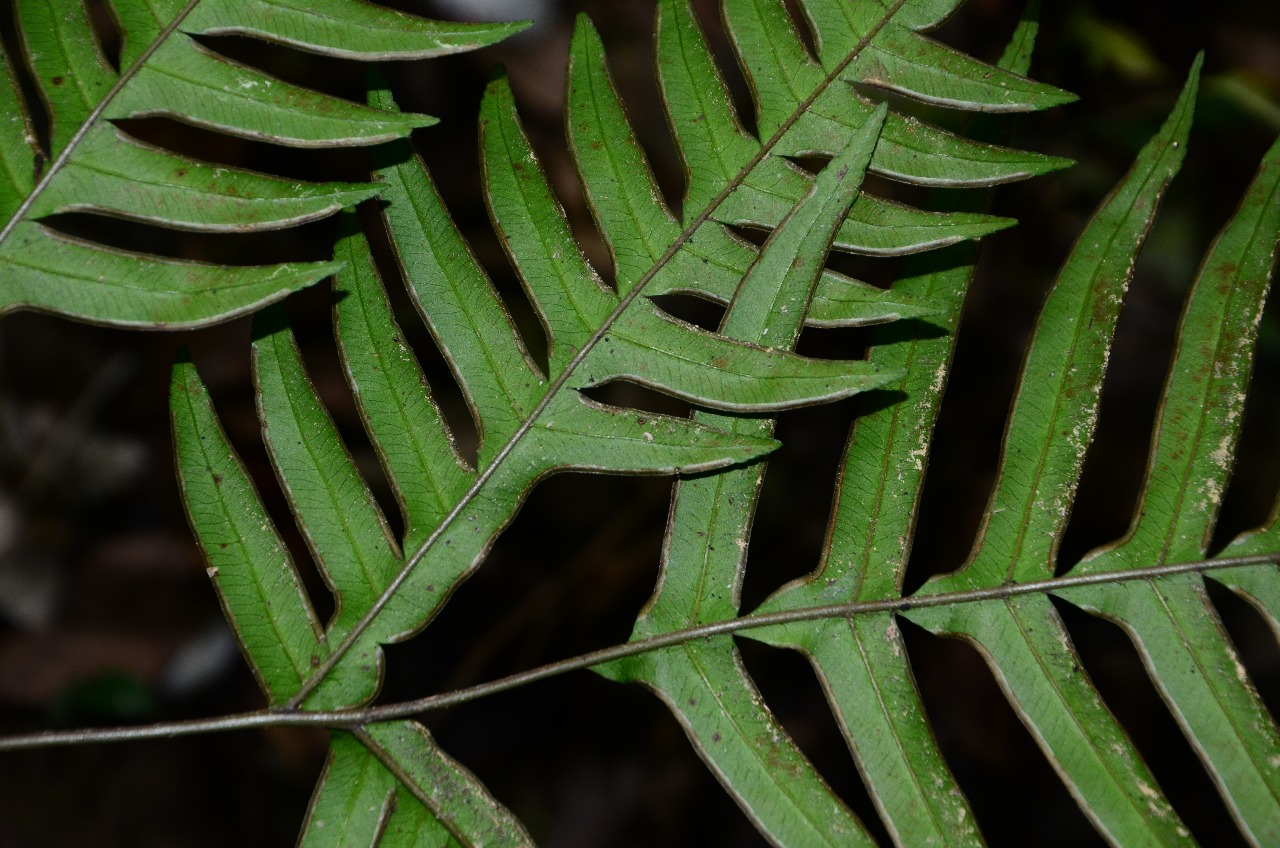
top-left (598, 105), bottom-right (895, 848)
top-left (897, 58), bottom-right (1216, 844)
top-left (9, 0), bottom-right (1276, 844)
top-left (602, 8), bottom-right (1056, 845)
top-left (165, 1), bottom-right (1077, 843)
top-left (0, 0), bottom-right (524, 326)
top-left (1054, 108), bottom-right (1280, 840)
top-left (606, 15), bottom-right (1280, 844)
top-left (829, 56), bottom-right (1280, 845)
top-left (174, 118), bottom-right (888, 848)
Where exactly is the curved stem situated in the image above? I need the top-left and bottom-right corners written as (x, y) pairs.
top-left (1, 552), bottom-right (1272, 752)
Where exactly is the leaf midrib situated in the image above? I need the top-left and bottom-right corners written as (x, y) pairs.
top-left (1143, 576), bottom-right (1280, 817)
top-left (1001, 594), bottom-right (1155, 844)
top-left (0, 0), bottom-right (203, 247)
top-left (990, 145), bottom-right (1176, 586)
top-left (1141, 199), bottom-right (1279, 565)
top-left (285, 0), bottom-right (914, 708)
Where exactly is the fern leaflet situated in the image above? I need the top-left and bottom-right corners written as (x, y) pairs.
top-left (0, 0), bottom-right (522, 326)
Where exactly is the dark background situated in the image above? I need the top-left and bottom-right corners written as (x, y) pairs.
top-left (0, 0), bottom-right (1278, 845)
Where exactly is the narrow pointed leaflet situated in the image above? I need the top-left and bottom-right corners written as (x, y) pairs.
top-left (0, 0), bottom-right (525, 326)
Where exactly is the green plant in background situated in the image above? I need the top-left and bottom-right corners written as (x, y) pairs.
top-left (0, 0), bottom-right (1278, 846)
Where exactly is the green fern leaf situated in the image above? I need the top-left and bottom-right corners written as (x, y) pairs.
top-left (603, 7), bottom-right (1054, 845)
top-left (1055, 105), bottom-right (1280, 841)
top-left (843, 56), bottom-right (1280, 845)
top-left (174, 68), bottom-right (902, 704)
top-left (605, 18), bottom-right (1280, 848)
top-left (0, 0), bottom-right (524, 326)
top-left (173, 117), bottom-right (891, 848)
top-left (164, 1), bottom-right (1074, 842)
top-left (597, 105), bottom-right (897, 848)
top-left (8, 1), bottom-right (1280, 845)
top-left (899, 59), bottom-right (1209, 844)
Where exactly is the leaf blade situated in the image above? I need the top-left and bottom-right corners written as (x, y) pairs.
top-left (945, 56), bottom-right (1201, 589)
top-left (185, 0), bottom-right (529, 60)
top-left (30, 127), bottom-right (379, 231)
top-left (906, 595), bottom-right (1195, 846)
top-left (1, 0), bottom-right (515, 326)
top-left (252, 311), bottom-right (403, 649)
top-left (1060, 574), bottom-right (1280, 844)
top-left (331, 218), bottom-right (472, 546)
top-left (171, 356), bottom-right (323, 703)
top-left (1083, 132), bottom-right (1280, 571)
top-left (0, 223), bottom-right (339, 327)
